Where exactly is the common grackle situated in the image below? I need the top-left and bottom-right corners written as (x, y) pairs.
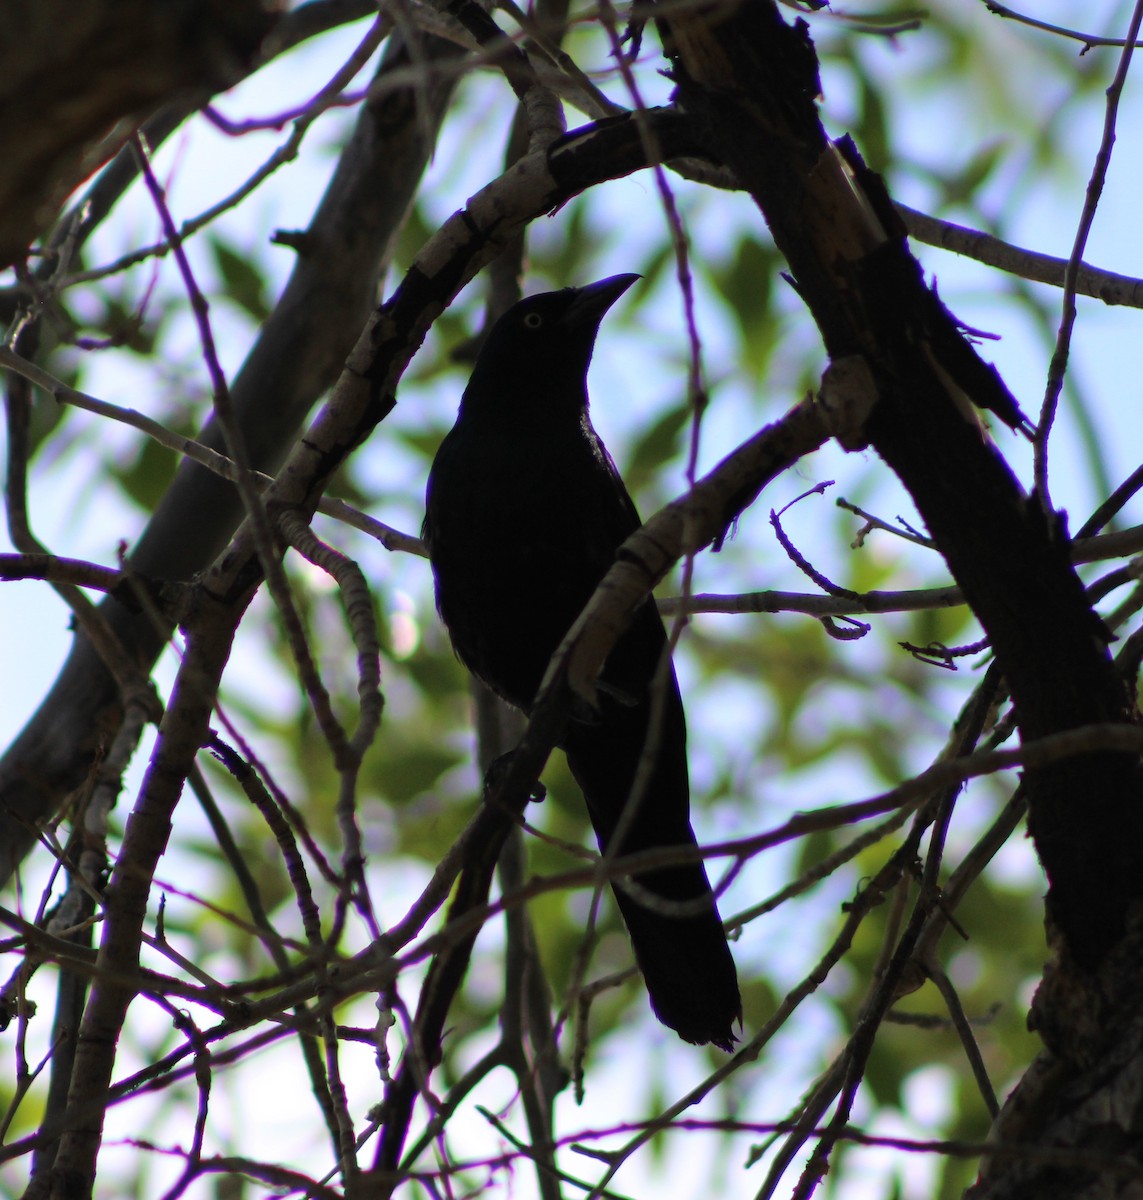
top-left (423, 276), bottom-right (740, 1049)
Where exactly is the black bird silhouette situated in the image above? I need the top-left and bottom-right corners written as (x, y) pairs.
top-left (423, 275), bottom-right (740, 1049)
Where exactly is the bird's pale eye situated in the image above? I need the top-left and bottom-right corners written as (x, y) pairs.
top-left (523, 312), bottom-right (543, 329)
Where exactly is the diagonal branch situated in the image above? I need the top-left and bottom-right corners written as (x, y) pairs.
top-left (0, 0), bottom-right (271, 268)
top-left (654, 0), bottom-right (1143, 979)
top-left (0, 27), bottom-right (468, 882)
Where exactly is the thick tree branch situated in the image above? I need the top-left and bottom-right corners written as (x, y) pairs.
top-left (646, 2), bottom-right (1143, 1195)
top-left (0, 28), bottom-right (468, 882)
top-left (0, 0), bottom-right (271, 268)
top-left (44, 593), bottom-right (245, 1196)
top-left (655, 0), bottom-right (1143, 974)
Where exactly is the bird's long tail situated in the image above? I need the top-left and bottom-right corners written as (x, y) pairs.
top-left (562, 683), bottom-right (741, 1050)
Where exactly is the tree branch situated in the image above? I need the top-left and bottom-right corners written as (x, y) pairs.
top-left (0, 0), bottom-right (271, 267)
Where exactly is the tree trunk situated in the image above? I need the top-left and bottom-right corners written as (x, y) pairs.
top-left (652, 0), bottom-right (1143, 1193)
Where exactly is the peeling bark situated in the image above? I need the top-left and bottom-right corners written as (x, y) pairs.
top-left (652, 0), bottom-right (1143, 1191)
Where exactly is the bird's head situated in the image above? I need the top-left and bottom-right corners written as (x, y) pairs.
top-left (459, 274), bottom-right (639, 426)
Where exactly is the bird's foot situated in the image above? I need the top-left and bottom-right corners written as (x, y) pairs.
top-left (483, 750), bottom-right (547, 806)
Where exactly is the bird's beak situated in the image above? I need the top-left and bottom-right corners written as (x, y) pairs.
top-left (566, 274), bottom-right (640, 329)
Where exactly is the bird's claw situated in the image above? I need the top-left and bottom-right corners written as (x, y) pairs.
top-left (483, 750), bottom-right (547, 805)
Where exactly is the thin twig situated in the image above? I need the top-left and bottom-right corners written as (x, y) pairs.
top-left (1035, 0), bottom-right (1143, 502)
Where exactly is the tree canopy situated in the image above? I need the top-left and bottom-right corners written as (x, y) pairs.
top-left (3, 2), bottom-right (1143, 1198)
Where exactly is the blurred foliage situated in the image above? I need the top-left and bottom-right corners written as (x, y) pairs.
top-left (209, 232), bottom-right (272, 322)
top-left (3, 1), bottom-right (1139, 1197)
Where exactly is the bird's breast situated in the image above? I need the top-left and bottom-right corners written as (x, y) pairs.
top-left (426, 426), bottom-right (634, 710)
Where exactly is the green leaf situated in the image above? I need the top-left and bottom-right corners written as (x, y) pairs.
top-left (115, 431), bottom-right (179, 510)
top-left (209, 235), bottom-right (271, 322)
top-left (707, 235), bottom-right (779, 376)
top-left (625, 399), bottom-right (689, 494)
